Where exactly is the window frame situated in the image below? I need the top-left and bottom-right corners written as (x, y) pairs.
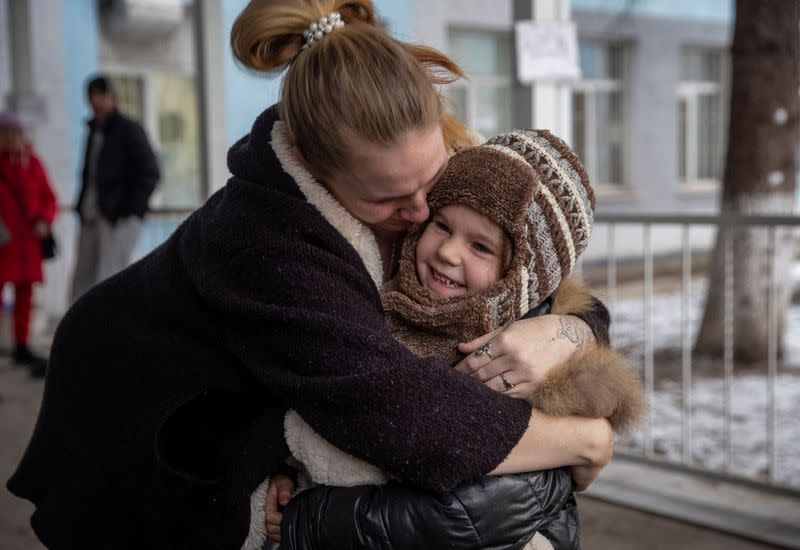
top-left (572, 40), bottom-right (631, 188)
top-left (445, 27), bottom-right (514, 140)
top-left (676, 47), bottom-right (730, 190)
top-left (104, 67), bottom-right (202, 208)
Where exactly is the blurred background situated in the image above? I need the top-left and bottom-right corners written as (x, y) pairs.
top-left (1, 0), bottom-right (799, 548)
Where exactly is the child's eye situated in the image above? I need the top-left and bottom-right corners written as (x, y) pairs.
top-left (434, 220), bottom-right (450, 233)
top-left (472, 242), bottom-right (495, 255)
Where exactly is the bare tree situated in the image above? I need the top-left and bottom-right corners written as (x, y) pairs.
top-left (694, 0), bottom-right (799, 362)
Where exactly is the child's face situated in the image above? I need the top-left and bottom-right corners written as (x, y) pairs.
top-left (415, 204), bottom-right (506, 297)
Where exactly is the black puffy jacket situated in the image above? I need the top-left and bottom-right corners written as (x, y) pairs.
top-left (280, 467), bottom-right (579, 550)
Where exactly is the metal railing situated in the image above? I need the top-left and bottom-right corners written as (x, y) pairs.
top-left (57, 208), bottom-right (800, 494)
top-left (592, 213), bottom-right (800, 496)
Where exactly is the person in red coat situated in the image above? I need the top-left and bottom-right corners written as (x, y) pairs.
top-left (0, 112), bottom-right (57, 377)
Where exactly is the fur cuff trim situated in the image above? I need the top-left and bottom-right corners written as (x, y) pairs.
top-left (270, 121), bottom-right (384, 288)
top-left (538, 278), bottom-right (647, 433)
top-left (531, 345), bottom-right (647, 435)
top-left (549, 277), bottom-right (595, 318)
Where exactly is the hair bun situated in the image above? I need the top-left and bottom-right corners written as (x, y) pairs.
top-left (335, 1), bottom-right (376, 26)
top-left (230, 1), bottom-right (378, 73)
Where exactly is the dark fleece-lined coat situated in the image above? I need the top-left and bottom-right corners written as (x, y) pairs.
top-left (7, 106), bottom-right (536, 549)
top-left (7, 106), bottom-right (609, 549)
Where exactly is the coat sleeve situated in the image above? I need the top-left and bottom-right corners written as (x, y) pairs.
top-left (572, 296), bottom-right (610, 346)
top-left (280, 470), bottom-right (575, 550)
top-left (124, 121), bottom-right (159, 216)
top-left (191, 225), bottom-right (532, 493)
top-left (549, 277), bottom-right (611, 346)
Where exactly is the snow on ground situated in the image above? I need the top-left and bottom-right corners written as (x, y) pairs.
top-left (607, 278), bottom-right (800, 488)
top-left (609, 278), bottom-right (800, 367)
top-left (625, 375), bottom-right (800, 487)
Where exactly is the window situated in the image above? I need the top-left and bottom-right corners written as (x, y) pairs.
top-left (112, 77), bottom-right (145, 121)
top-left (572, 41), bottom-right (627, 186)
top-left (677, 47), bottom-right (728, 184)
top-left (109, 73), bottom-right (201, 208)
top-left (446, 29), bottom-right (513, 140)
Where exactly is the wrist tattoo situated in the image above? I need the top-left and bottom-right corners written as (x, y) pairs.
top-left (558, 317), bottom-right (584, 350)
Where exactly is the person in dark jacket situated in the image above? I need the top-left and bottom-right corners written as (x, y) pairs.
top-left (7, 2), bottom-right (613, 549)
top-left (69, 75), bottom-right (159, 303)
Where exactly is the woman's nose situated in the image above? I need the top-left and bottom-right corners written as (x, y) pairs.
top-left (398, 191), bottom-right (429, 224)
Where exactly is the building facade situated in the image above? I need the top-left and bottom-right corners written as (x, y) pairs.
top-left (0, 0), bottom-right (732, 319)
top-left (419, 0), bottom-right (731, 214)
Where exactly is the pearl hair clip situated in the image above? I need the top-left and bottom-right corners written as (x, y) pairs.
top-left (302, 11), bottom-right (345, 48)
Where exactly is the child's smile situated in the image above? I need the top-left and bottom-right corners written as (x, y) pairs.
top-left (415, 204), bottom-right (507, 298)
top-left (428, 266), bottom-right (466, 294)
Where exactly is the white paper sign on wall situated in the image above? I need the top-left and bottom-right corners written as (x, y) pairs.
top-left (515, 21), bottom-right (581, 83)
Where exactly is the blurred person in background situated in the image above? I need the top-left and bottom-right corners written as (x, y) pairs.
top-left (69, 75), bottom-right (159, 303)
top-left (0, 111), bottom-right (58, 378)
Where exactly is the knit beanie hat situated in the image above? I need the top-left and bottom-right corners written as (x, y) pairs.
top-left (436, 129), bottom-right (594, 305)
top-left (382, 129), bottom-right (594, 362)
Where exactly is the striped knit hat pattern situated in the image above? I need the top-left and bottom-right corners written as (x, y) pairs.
top-left (480, 129), bottom-right (595, 310)
top-left (391, 129), bottom-right (595, 330)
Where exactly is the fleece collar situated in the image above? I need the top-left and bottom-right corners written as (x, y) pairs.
top-left (269, 121), bottom-right (384, 288)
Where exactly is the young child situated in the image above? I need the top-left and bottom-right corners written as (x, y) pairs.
top-left (281, 130), bottom-right (645, 550)
top-left (381, 129), bottom-right (645, 430)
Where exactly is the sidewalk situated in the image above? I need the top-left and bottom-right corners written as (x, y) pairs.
top-left (0, 356), bottom-right (783, 550)
top-left (1, 358), bottom-right (43, 550)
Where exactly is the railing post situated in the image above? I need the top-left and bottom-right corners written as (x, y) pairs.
top-left (723, 229), bottom-right (734, 472)
top-left (681, 224), bottom-right (693, 464)
top-left (767, 226), bottom-right (778, 482)
top-left (607, 224), bottom-right (617, 342)
top-left (643, 223), bottom-right (654, 457)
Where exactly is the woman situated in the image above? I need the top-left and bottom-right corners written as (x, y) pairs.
top-left (0, 111), bottom-right (57, 378)
top-left (7, 1), bottom-right (612, 548)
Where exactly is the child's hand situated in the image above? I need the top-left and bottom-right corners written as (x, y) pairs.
top-left (265, 473), bottom-right (295, 543)
top-left (456, 314), bottom-right (592, 398)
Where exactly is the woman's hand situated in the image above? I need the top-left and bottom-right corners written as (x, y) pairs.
top-left (265, 473), bottom-right (295, 543)
top-left (571, 416), bottom-right (613, 491)
top-left (571, 463), bottom-right (606, 492)
top-left (455, 314), bottom-right (595, 399)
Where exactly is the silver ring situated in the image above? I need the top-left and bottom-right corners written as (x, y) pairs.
top-left (500, 373), bottom-right (515, 391)
top-left (476, 342), bottom-right (494, 359)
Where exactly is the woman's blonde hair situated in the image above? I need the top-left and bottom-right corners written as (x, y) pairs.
top-left (231, 0), bottom-right (474, 178)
